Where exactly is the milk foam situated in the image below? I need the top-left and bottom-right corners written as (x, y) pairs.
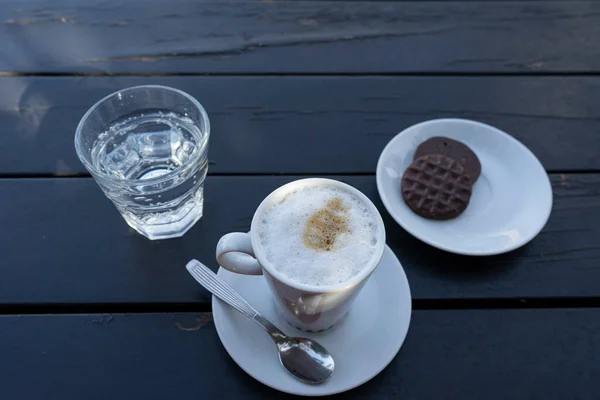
top-left (257, 184), bottom-right (380, 287)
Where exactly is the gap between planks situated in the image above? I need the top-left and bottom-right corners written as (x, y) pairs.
top-left (4, 71), bottom-right (600, 78)
top-left (3, 297), bottom-right (600, 316)
top-left (0, 171), bottom-right (599, 180)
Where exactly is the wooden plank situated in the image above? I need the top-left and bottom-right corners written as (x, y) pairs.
top-left (2, 76), bottom-right (600, 176)
top-left (1, 310), bottom-right (599, 399)
top-left (0, 174), bottom-right (598, 306)
top-left (1, 1), bottom-right (600, 73)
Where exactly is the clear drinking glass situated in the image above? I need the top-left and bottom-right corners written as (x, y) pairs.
top-left (75, 85), bottom-right (210, 240)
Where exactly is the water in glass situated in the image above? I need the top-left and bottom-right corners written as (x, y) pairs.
top-left (90, 110), bottom-right (208, 239)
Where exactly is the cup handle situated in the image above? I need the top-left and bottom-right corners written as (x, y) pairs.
top-left (216, 232), bottom-right (262, 275)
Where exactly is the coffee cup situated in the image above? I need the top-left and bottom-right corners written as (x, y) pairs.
top-left (216, 178), bottom-right (386, 332)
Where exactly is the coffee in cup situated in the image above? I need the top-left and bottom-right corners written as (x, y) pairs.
top-left (256, 183), bottom-right (381, 288)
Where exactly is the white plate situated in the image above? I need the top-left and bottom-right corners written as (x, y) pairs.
top-left (376, 118), bottom-right (552, 256)
top-left (213, 245), bottom-right (412, 397)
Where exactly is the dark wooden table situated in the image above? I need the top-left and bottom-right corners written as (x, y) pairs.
top-left (2, 0), bottom-right (600, 398)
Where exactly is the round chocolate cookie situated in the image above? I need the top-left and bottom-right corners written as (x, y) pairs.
top-left (401, 154), bottom-right (473, 220)
top-left (414, 136), bottom-right (481, 182)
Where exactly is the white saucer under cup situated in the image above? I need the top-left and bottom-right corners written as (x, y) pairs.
top-left (376, 118), bottom-right (553, 256)
top-left (212, 245), bottom-right (412, 397)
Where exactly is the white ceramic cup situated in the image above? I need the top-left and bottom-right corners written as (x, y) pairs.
top-left (216, 178), bottom-right (386, 332)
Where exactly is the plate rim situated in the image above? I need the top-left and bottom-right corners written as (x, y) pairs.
top-left (376, 117), bottom-right (553, 256)
top-left (212, 245), bottom-right (412, 396)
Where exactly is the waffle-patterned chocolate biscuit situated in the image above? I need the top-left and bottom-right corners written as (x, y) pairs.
top-left (414, 136), bottom-right (481, 182)
top-left (401, 154), bottom-right (473, 220)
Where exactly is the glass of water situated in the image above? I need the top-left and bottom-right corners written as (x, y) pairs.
top-left (75, 85), bottom-right (210, 240)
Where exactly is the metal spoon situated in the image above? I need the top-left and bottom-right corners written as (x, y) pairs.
top-left (186, 260), bottom-right (335, 384)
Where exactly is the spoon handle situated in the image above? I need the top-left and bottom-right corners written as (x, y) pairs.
top-left (186, 260), bottom-right (284, 338)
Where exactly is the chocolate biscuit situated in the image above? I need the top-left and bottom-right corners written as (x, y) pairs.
top-left (401, 154), bottom-right (473, 220)
top-left (414, 136), bottom-right (481, 182)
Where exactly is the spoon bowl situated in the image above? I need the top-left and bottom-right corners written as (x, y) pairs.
top-left (277, 337), bottom-right (335, 384)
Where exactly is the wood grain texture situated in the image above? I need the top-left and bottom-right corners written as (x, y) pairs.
top-left (2, 76), bottom-right (600, 176)
top-left (1, 0), bottom-right (600, 73)
top-left (0, 174), bottom-right (598, 306)
top-left (1, 310), bottom-right (599, 399)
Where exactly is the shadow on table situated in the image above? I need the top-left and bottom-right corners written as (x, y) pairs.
top-left (0, 65), bottom-right (152, 176)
